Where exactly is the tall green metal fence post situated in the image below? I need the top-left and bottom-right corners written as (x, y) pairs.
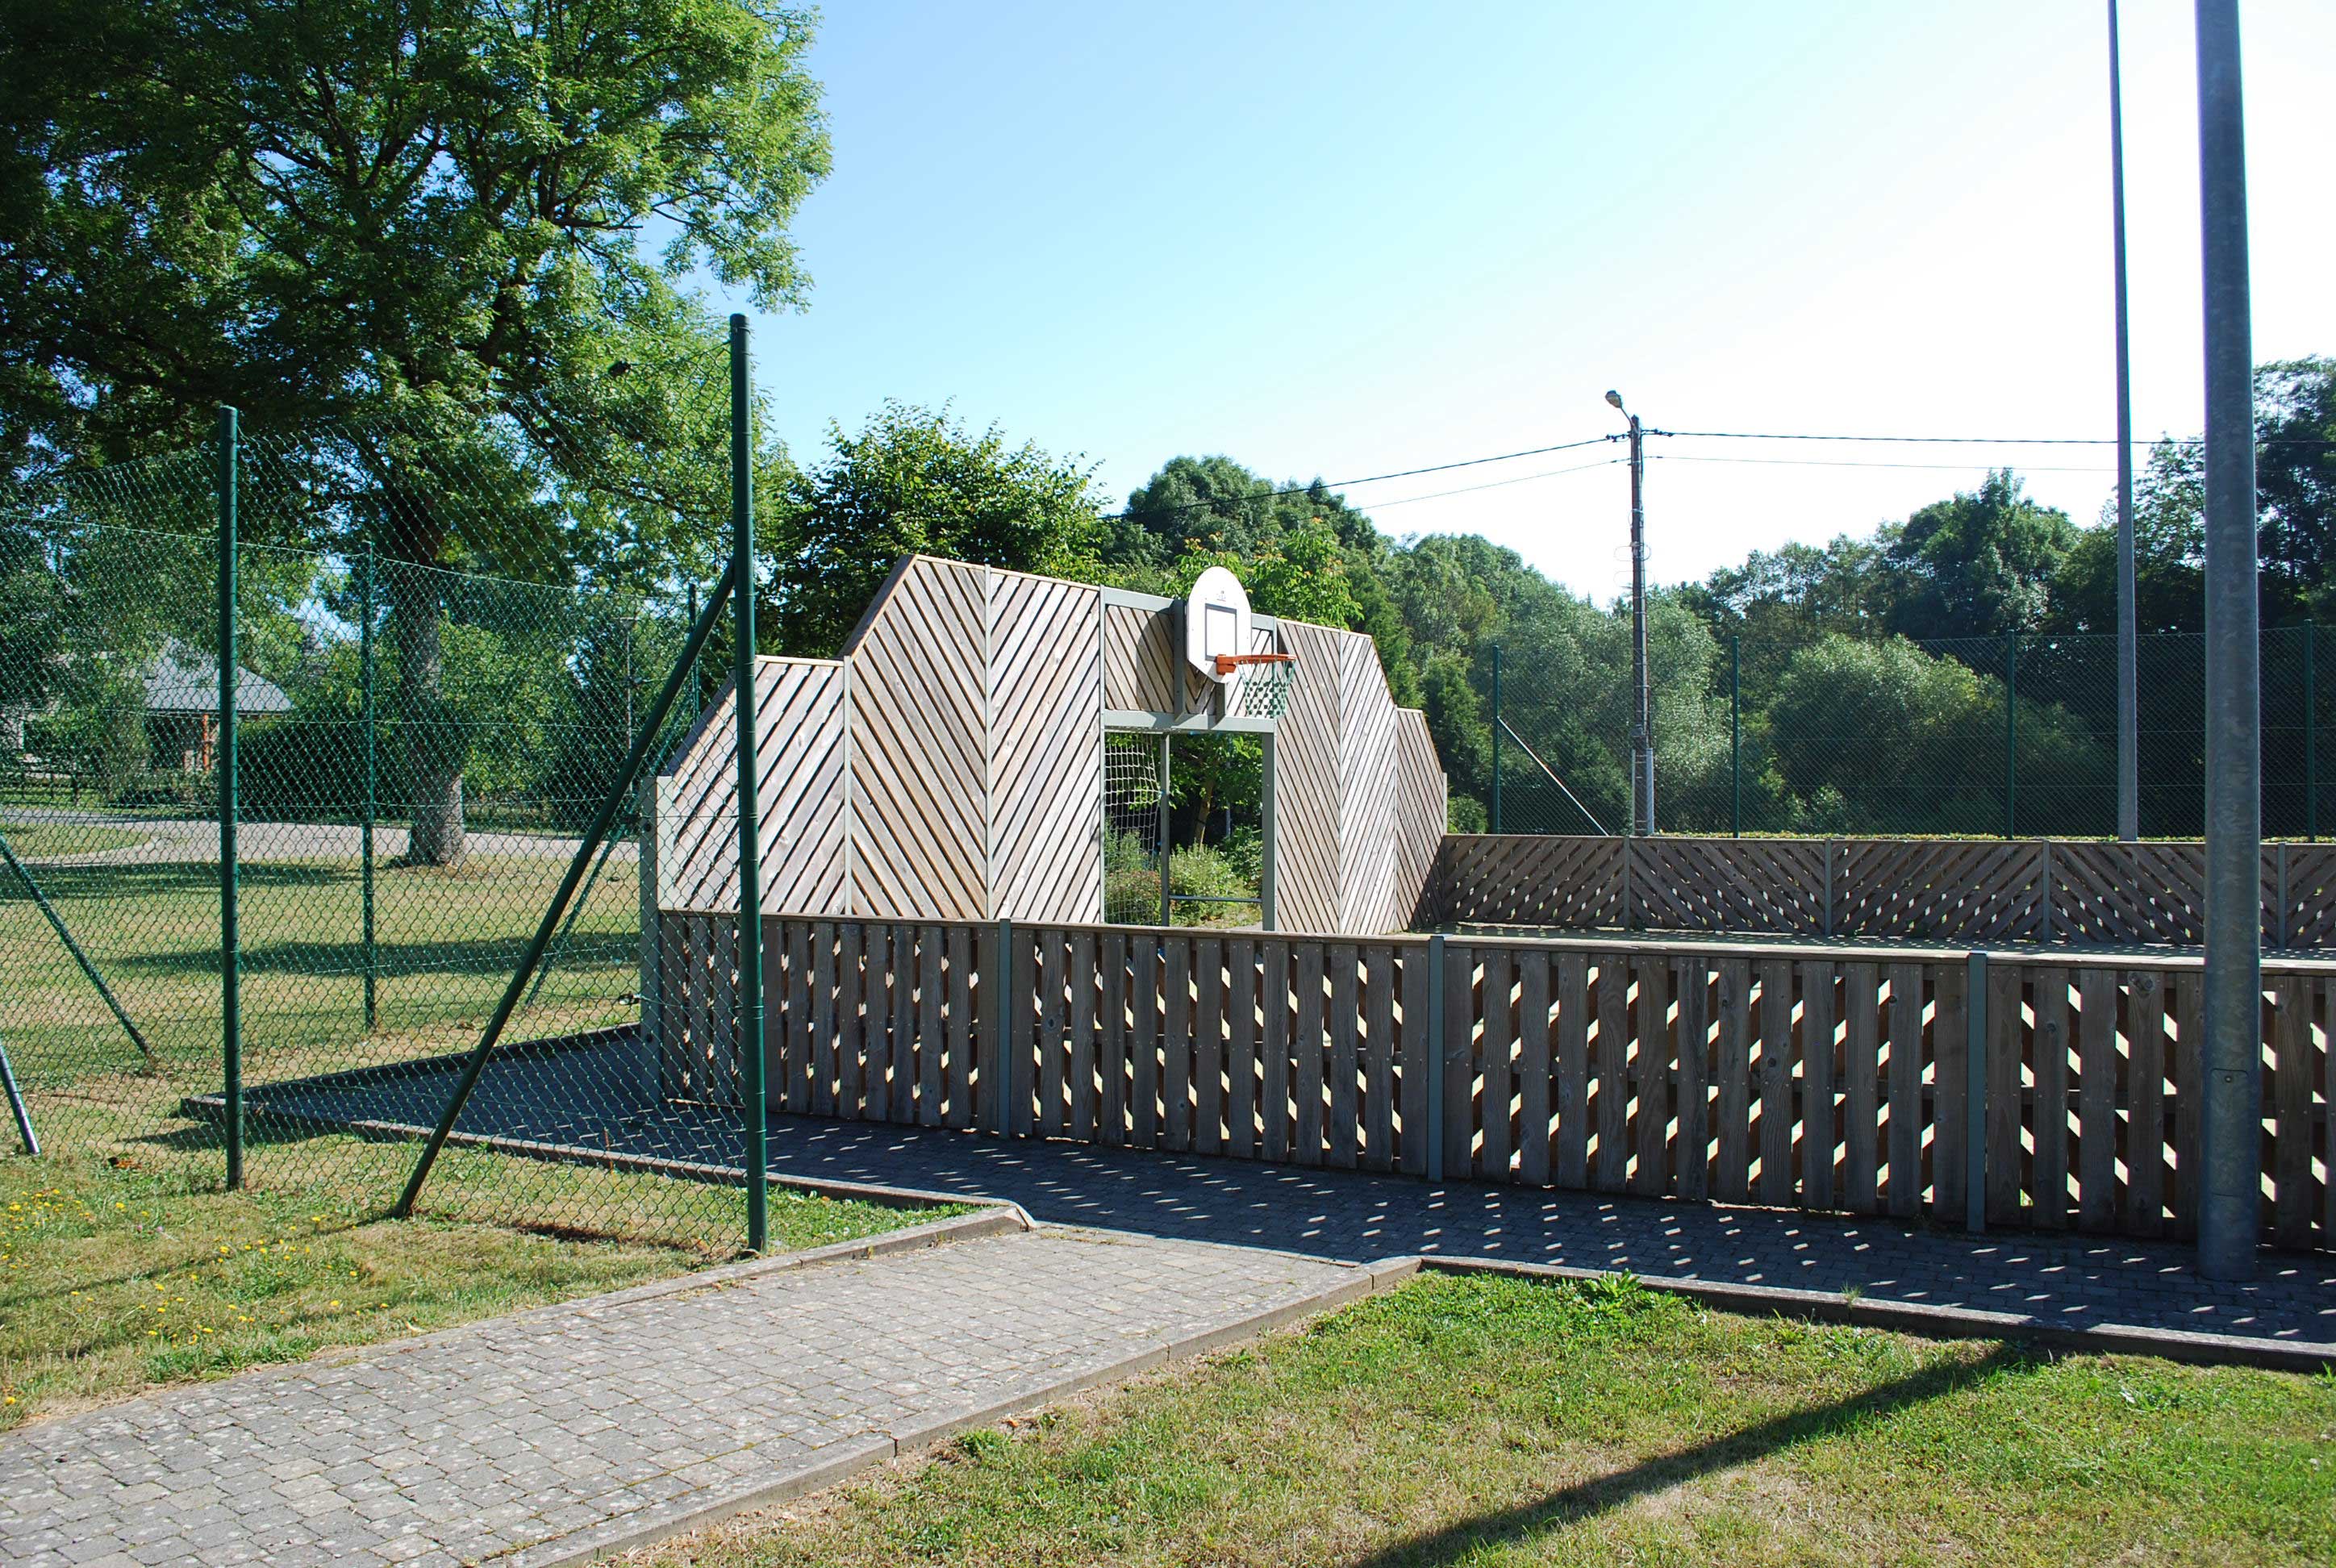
top-left (2003, 630), bottom-right (2018, 840)
top-left (359, 545), bottom-right (378, 1032)
top-left (216, 406), bottom-right (242, 1189)
top-left (1729, 634), bottom-right (1742, 838)
top-left (732, 315), bottom-right (769, 1254)
top-left (1489, 645), bottom-right (1501, 832)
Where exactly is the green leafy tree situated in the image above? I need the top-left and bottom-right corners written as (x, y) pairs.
top-left (2253, 357), bottom-right (2336, 621)
top-left (0, 0), bottom-right (828, 861)
top-left (1881, 470), bottom-right (2077, 641)
top-left (774, 402), bottom-right (1106, 656)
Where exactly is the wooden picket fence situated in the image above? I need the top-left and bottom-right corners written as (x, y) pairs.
top-left (1432, 835), bottom-right (2336, 949)
top-left (652, 912), bottom-right (2335, 1252)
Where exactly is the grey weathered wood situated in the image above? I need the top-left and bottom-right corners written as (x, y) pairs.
top-left (944, 925), bottom-right (972, 1129)
top-left (2171, 970), bottom-right (2203, 1239)
top-left (917, 926), bottom-right (945, 1124)
top-left (1672, 957), bottom-right (1710, 1203)
top-left (2076, 967), bottom-right (2118, 1232)
top-left (1329, 943), bottom-right (1361, 1170)
top-left (1476, 946), bottom-right (1513, 1181)
top-left (1712, 957), bottom-right (1753, 1204)
top-left (1130, 937), bottom-right (1159, 1149)
top-left (1757, 957), bottom-right (1794, 1207)
top-left (1397, 945), bottom-right (1428, 1176)
top-left (811, 921), bottom-right (838, 1117)
top-left (2270, 975), bottom-right (2312, 1249)
top-left (891, 924), bottom-right (919, 1121)
top-left (1294, 940), bottom-right (1326, 1166)
top-left (1038, 928), bottom-right (1067, 1138)
top-left (1984, 961), bottom-right (2024, 1226)
top-left (1195, 937), bottom-right (1225, 1155)
top-left (1443, 943), bottom-right (1476, 1180)
top-left (1929, 957), bottom-right (1966, 1225)
top-left (1885, 961), bottom-right (1922, 1218)
top-left (1594, 952), bottom-right (1630, 1191)
top-left (1798, 960), bottom-right (1836, 1212)
top-left (1362, 945), bottom-right (1395, 1172)
top-left (1842, 961), bottom-right (1881, 1212)
top-left (1099, 931), bottom-right (1128, 1145)
top-left (1262, 940), bottom-right (1291, 1161)
top-left (1630, 955), bottom-right (1671, 1198)
top-left (1554, 952), bottom-right (1591, 1188)
top-left (1516, 953), bottom-right (1553, 1187)
top-left (1227, 937), bottom-right (1258, 1158)
top-left (2123, 967), bottom-right (2167, 1236)
top-left (836, 923), bottom-right (865, 1118)
top-left (2030, 965), bottom-right (2070, 1228)
top-left (1164, 937), bottom-right (1193, 1151)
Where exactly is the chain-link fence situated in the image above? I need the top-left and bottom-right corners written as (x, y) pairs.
top-left (0, 371), bottom-right (777, 1261)
top-left (1492, 624), bottom-right (2329, 840)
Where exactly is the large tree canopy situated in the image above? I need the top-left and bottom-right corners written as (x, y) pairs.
top-left (0, 0), bottom-right (831, 861)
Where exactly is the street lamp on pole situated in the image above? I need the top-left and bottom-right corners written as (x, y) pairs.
top-left (1608, 390), bottom-right (1654, 837)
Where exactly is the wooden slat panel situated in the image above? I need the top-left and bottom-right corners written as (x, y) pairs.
top-left (1635, 839), bottom-right (1827, 936)
top-left (849, 558), bottom-right (987, 920)
top-left (1434, 836), bottom-right (1624, 929)
top-left (1098, 931), bottom-right (1128, 1145)
top-left (1227, 937), bottom-right (1257, 1158)
top-left (1039, 928), bottom-right (1068, 1137)
top-left (1884, 961), bottom-right (1922, 1219)
top-left (1294, 940), bottom-right (1326, 1166)
top-left (1443, 943), bottom-right (1476, 1177)
top-left (2123, 968), bottom-right (2168, 1236)
top-left (1985, 961), bottom-right (2025, 1225)
top-left (917, 926), bottom-right (945, 1124)
top-left (1164, 937), bottom-right (1193, 1151)
top-left (1929, 958), bottom-right (1965, 1226)
top-left (1102, 602), bottom-right (1178, 713)
top-left (987, 573), bottom-right (1104, 924)
top-left (2270, 975), bottom-right (2313, 1249)
top-left (2077, 969), bottom-right (2119, 1232)
top-left (2171, 970), bottom-right (2203, 1240)
top-left (1594, 953), bottom-right (1630, 1191)
top-left (1673, 956), bottom-right (1710, 1203)
top-left (1274, 621), bottom-right (1345, 933)
top-left (1800, 960), bottom-right (1837, 1212)
top-left (1262, 941), bottom-right (1291, 1161)
top-left (1397, 945), bottom-right (1428, 1177)
top-left (1363, 945), bottom-right (1396, 1172)
top-left (1554, 953), bottom-right (1591, 1188)
top-left (1712, 958), bottom-right (1754, 1204)
top-left (1844, 961), bottom-right (1883, 1213)
top-left (811, 921), bottom-right (838, 1116)
top-left (1631, 956), bottom-right (1671, 1198)
top-left (1329, 944), bottom-right (1362, 1170)
top-left (1516, 953), bottom-right (1553, 1187)
top-left (657, 659), bottom-right (849, 918)
top-left (1392, 711), bottom-right (1449, 927)
top-left (945, 925), bottom-right (973, 1128)
top-left (1130, 936), bottom-right (1159, 1149)
top-left (1475, 947), bottom-right (1513, 1181)
top-left (1756, 958), bottom-right (1793, 1206)
top-left (1008, 927), bottom-right (1038, 1136)
top-left (2030, 966), bottom-right (2072, 1228)
top-left (1195, 937), bottom-right (1224, 1156)
top-left (1337, 632), bottom-right (1405, 934)
top-left (836, 923), bottom-right (865, 1118)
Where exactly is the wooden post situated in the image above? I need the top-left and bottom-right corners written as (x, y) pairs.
top-left (1424, 933), bottom-right (1445, 1181)
top-left (1965, 951), bottom-right (1988, 1232)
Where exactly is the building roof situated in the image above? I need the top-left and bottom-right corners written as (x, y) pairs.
top-left (142, 639), bottom-right (293, 717)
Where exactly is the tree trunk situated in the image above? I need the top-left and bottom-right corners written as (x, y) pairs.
top-left (388, 557), bottom-right (466, 868)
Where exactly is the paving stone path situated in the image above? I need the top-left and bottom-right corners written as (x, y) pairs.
top-left (0, 1224), bottom-right (1363, 1568)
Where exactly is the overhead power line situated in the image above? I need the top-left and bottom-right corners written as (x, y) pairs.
top-left (1108, 435), bottom-right (1619, 521)
top-left (1659, 428), bottom-right (2332, 448)
top-left (1652, 453), bottom-right (2119, 474)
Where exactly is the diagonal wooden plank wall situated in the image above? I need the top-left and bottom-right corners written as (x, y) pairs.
top-left (987, 570), bottom-right (1105, 923)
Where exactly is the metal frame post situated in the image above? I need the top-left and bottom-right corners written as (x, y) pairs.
top-left (217, 406), bottom-right (242, 1190)
top-left (1966, 951), bottom-right (1988, 1233)
top-left (1259, 733), bottom-right (1279, 931)
top-left (1489, 644), bottom-right (1501, 832)
top-left (1729, 633), bottom-right (1742, 838)
top-left (1156, 732), bottom-right (1172, 929)
top-left (730, 315), bottom-right (768, 1253)
top-left (359, 545), bottom-right (378, 1032)
top-left (2194, 0), bottom-right (2259, 1283)
top-left (2110, 0), bottom-right (2140, 844)
top-left (1627, 415), bottom-right (1653, 836)
top-left (2306, 622), bottom-right (2317, 843)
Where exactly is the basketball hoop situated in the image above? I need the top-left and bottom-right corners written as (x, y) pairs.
top-left (1216, 652), bottom-right (1295, 718)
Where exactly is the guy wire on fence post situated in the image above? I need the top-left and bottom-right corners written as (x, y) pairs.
top-left (391, 555), bottom-right (740, 1219)
top-left (732, 312), bottom-right (770, 1255)
top-left (217, 404), bottom-right (243, 1191)
top-left (359, 543), bottom-right (378, 1033)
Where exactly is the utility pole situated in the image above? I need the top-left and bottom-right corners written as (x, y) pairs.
top-left (2110, 0), bottom-right (2139, 842)
top-left (2193, 0), bottom-right (2259, 1285)
top-left (1608, 390), bottom-right (1654, 836)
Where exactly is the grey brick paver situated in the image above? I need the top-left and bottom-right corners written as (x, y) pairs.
top-left (0, 1227), bottom-right (1355, 1567)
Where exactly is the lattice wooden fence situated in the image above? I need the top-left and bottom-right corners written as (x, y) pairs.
top-left (652, 911), bottom-right (2334, 1252)
top-left (1434, 835), bottom-right (2336, 950)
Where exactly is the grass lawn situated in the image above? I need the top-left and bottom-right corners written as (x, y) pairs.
top-left (631, 1271), bottom-right (2336, 1568)
top-left (0, 820), bottom-right (150, 858)
top-left (0, 1117), bottom-right (949, 1431)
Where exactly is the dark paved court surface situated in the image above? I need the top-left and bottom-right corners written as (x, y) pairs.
top-left (245, 1033), bottom-right (2336, 1351)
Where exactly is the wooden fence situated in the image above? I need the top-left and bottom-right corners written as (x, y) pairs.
top-left (652, 911), bottom-right (2334, 1253)
top-left (1432, 835), bottom-right (2336, 949)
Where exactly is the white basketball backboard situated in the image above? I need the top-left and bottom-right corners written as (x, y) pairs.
top-left (1184, 566), bottom-right (1252, 682)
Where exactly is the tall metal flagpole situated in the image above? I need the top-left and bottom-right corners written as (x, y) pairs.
top-left (2111, 0), bottom-right (2139, 842)
top-left (2192, 0), bottom-right (2259, 1284)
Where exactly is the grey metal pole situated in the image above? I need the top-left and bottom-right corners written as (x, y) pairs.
top-left (1628, 414), bottom-right (1654, 836)
top-left (1730, 634), bottom-right (1742, 838)
top-left (2193, 0), bottom-right (2259, 1284)
top-left (2112, 0), bottom-right (2140, 844)
top-left (731, 315), bottom-right (768, 1254)
top-left (1489, 645), bottom-right (1501, 832)
top-left (2004, 631), bottom-right (2018, 840)
top-left (217, 406), bottom-right (242, 1191)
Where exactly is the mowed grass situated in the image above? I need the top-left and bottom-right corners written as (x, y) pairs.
top-left (0, 1098), bottom-right (949, 1430)
top-left (0, 820), bottom-right (149, 858)
top-left (631, 1272), bottom-right (2336, 1568)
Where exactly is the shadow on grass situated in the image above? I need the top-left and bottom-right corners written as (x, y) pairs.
top-left (1345, 1341), bottom-right (2038, 1567)
top-left (113, 931), bottom-right (632, 982)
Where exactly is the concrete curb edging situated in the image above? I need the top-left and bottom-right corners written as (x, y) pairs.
top-left (507, 1253), bottom-right (1414, 1568)
top-left (1406, 1255), bottom-right (2336, 1374)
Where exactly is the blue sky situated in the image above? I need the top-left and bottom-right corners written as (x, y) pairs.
top-left (723, 1), bottom-right (2335, 601)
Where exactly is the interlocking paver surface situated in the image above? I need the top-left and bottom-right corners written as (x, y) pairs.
top-left (0, 1228), bottom-right (1358, 1567)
